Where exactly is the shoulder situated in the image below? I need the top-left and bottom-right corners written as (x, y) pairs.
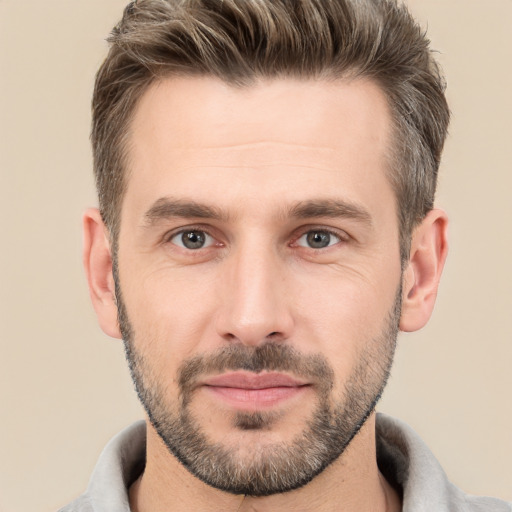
top-left (57, 494), bottom-right (94, 512)
top-left (57, 421), bottom-right (146, 512)
top-left (460, 494), bottom-right (512, 512)
top-left (376, 413), bottom-right (512, 512)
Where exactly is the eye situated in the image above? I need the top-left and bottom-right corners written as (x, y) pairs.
top-left (170, 230), bottom-right (215, 250)
top-left (296, 230), bottom-right (342, 249)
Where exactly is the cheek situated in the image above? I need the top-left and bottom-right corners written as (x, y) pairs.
top-left (120, 264), bottom-right (222, 370)
top-left (294, 262), bottom-right (399, 331)
top-left (292, 266), bottom-right (400, 374)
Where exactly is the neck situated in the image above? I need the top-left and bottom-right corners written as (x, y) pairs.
top-left (129, 412), bottom-right (401, 512)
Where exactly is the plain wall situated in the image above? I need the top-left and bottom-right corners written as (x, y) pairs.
top-left (0, 1), bottom-right (511, 511)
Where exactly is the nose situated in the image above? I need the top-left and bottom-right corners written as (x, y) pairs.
top-left (215, 241), bottom-right (294, 346)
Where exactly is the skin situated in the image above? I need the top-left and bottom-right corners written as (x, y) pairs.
top-left (83, 76), bottom-right (448, 512)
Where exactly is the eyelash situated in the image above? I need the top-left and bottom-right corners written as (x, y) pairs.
top-left (291, 227), bottom-right (349, 248)
top-left (164, 225), bottom-right (218, 245)
top-left (162, 225), bottom-right (350, 251)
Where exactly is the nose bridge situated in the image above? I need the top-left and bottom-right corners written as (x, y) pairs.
top-left (216, 234), bottom-right (293, 345)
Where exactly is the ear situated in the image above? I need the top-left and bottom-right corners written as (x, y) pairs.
top-left (400, 208), bottom-right (448, 332)
top-left (82, 208), bottom-right (122, 339)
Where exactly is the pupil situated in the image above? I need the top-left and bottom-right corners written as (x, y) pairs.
top-left (183, 231), bottom-right (205, 249)
top-left (307, 231), bottom-right (330, 248)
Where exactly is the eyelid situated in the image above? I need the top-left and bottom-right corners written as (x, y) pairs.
top-left (163, 225), bottom-right (219, 247)
top-left (291, 226), bottom-right (350, 248)
top-left (160, 223), bottom-right (350, 249)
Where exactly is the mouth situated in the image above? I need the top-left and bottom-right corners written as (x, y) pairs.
top-left (200, 371), bottom-right (311, 411)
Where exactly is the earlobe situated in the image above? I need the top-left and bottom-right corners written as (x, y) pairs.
top-left (400, 209), bottom-right (449, 332)
top-left (82, 208), bottom-right (122, 339)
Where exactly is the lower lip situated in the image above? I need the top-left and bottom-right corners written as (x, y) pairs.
top-left (203, 385), bottom-right (309, 410)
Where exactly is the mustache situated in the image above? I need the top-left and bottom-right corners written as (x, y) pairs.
top-left (178, 342), bottom-right (334, 396)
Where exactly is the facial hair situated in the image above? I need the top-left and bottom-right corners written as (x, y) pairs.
top-left (115, 270), bottom-right (401, 496)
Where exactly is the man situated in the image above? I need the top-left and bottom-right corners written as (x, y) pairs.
top-left (61, 0), bottom-right (511, 511)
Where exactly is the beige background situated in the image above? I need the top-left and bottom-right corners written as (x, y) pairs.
top-left (1, 1), bottom-right (511, 511)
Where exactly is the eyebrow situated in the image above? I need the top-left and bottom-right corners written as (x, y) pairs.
top-left (289, 199), bottom-right (373, 226)
top-left (143, 198), bottom-right (229, 225)
top-left (143, 197), bottom-right (372, 227)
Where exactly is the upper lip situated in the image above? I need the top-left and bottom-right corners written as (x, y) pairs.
top-left (201, 371), bottom-right (309, 389)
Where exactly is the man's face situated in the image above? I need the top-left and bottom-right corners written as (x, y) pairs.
top-left (115, 77), bottom-right (403, 495)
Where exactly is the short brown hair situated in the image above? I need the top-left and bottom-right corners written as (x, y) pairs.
top-left (92, 0), bottom-right (449, 259)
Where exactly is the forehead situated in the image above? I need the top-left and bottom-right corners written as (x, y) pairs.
top-left (129, 76), bottom-right (391, 156)
top-left (124, 76), bottom-right (394, 220)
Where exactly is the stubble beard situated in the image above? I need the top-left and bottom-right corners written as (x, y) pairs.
top-left (115, 272), bottom-right (401, 496)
